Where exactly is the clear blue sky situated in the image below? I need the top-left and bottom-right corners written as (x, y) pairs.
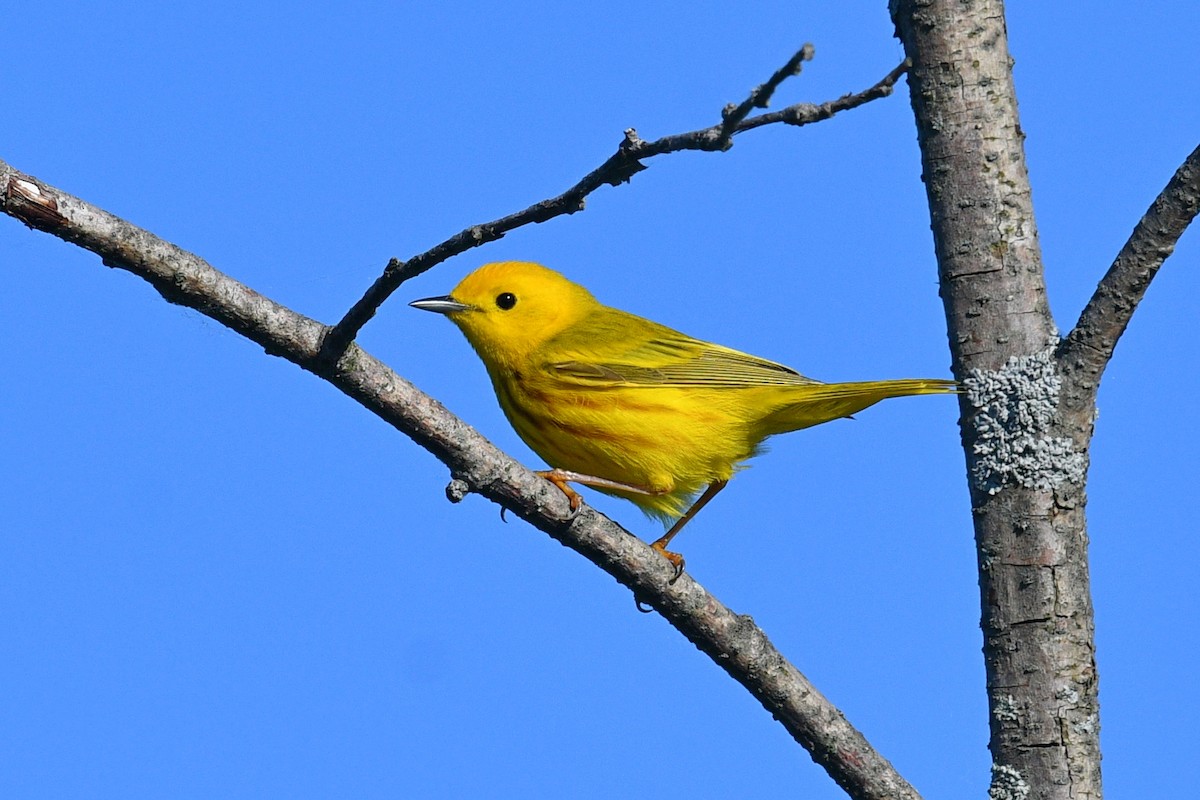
top-left (3, 3), bottom-right (1197, 798)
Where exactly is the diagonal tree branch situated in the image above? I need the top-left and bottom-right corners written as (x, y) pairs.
top-left (1058, 142), bottom-right (1200, 406)
top-left (1, 159), bottom-right (922, 800)
top-left (316, 48), bottom-right (909, 366)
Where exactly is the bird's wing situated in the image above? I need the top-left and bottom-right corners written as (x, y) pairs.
top-left (547, 314), bottom-right (821, 388)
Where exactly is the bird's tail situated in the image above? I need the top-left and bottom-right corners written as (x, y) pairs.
top-left (761, 378), bottom-right (958, 435)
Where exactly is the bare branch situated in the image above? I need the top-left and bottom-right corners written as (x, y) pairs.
top-left (0, 158), bottom-right (921, 800)
top-left (1059, 142), bottom-right (1200, 399)
top-left (737, 57), bottom-right (910, 133)
top-left (715, 42), bottom-right (815, 145)
top-left (316, 50), bottom-right (908, 366)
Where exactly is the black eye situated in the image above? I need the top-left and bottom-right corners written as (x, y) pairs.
top-left (495, 292), bottom-right (517, 310)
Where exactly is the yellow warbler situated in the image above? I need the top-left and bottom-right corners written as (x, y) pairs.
top-left (411, 261), bottom-right (955, 577)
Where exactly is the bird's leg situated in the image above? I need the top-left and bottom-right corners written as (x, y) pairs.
top-left (535, 468), bottom-right (661, 515)
top-left (650, 480), bottom-right (728, 583)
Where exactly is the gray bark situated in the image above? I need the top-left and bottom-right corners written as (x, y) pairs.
top-left (891, 1), bottom-right (1100, 797)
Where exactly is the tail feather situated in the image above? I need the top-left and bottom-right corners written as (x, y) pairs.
top-left (761, 378), bottom-right (958, 434)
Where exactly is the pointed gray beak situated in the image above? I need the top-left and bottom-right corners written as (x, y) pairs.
top-left (409, 295), bottom-right (472, 315)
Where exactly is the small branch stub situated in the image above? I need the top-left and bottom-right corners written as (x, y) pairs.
top-left (445, 477), bottom-right (470, 504)
top-left (4, 175), bottom-right (67, 229)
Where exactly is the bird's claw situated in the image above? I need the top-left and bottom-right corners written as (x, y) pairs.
top-left (651, 541), bottom-right (686, 584)
top-left (535, 470), bottom-right (585, 522)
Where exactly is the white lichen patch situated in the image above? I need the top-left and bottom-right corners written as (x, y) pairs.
top-left (1056, 687), bottom-right (1080, 705)
top-left (993, 693), bottom-right (1019, 723)
top-left (989, 764), bottom-right (1031, 800)
top-left (964, 348), bottom-right (1087, 495)
top-left (1071, 712), bottom-right (1098, 736)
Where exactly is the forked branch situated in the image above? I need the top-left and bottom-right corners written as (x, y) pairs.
top-left (317, 48), bottom-right (909, 365)
top-left (1059, 142), bottom-right (1200, 397)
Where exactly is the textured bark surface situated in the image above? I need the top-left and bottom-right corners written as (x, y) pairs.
top-left (891, 1), bottom-right (1102, 798)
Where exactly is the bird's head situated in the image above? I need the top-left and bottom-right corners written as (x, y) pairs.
top-left (410, 261), bottom-right (598, 367)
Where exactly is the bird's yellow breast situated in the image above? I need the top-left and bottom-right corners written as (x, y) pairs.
top-left (488, 365), bottom-right (762, 520)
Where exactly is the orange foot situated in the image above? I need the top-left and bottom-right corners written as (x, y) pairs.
top-left (535, 470), bottom-right (583, 516)
top-left (534, 468), bottom-right (662, 519)
top-left (650, 539), bottom-right (685, 584)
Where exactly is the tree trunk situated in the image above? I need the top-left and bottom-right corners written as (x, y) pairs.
top-left (890, 1), bottom-right (1102, 797)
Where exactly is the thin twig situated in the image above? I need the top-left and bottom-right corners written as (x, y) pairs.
top-left (0, 158), bottom-right (922, 800)
top-left (738, 58), bottom-right (911, 132)
top-left (316, 50), bottom-right (909, 365)
top-left (1059, 142), bottom-right (1200, 398)
top-left (716, 43), bottom-right (815, 145)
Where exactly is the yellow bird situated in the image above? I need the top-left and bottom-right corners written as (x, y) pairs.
top-left (411, 261), bottom-right (955, 579)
